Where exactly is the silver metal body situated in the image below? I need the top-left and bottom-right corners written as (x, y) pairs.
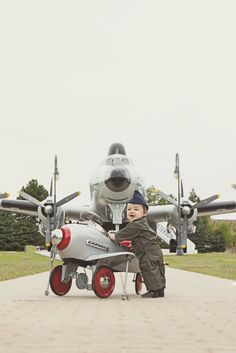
top-left (57, 222), bottom-right (139, 273)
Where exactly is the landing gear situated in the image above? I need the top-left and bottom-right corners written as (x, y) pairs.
top-left (134, 272), bottom-right (143, 295)
top-left (49, 265), bottom-right (72, 296)
top-left (169, 239), bottom-right (177, 253)
top-left (176, 247), bottom-right (184, 256)
top-left (92, 266), bottom-right (115, 298)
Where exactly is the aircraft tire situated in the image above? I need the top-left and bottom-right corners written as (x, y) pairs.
top-left (92, 266), bottom-right (115, 298)
top-left (135, 272), bottom-right (143, 295)
top-left (169, 239), bottom-right (177, 253)
top-left (50, 265), bottom-right (72, 296)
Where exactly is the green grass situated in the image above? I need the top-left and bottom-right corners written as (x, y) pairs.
top-left (164, 252), bottom-right (236, 280)
top-left (1, 247), bottom-right (236, 282)
top-left (0, 246), bottom-right (61, 282)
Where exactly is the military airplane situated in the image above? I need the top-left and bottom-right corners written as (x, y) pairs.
top-left (1, 142), bottom-right (236, 252)
top-left (1, 143), bottom-right (236, 297)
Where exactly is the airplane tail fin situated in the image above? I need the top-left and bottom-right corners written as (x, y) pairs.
top-left (108, 143), bottom-right (126, 156)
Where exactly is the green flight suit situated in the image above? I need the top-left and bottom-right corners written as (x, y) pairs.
top-left (115, 217), bottom-right (166, 291)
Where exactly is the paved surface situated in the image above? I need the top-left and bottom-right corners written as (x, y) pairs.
top-left (0, 266), bottom-right (236, 353)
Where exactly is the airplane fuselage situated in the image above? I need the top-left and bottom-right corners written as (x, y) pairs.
top-left (90, 152), bottom-right (145, 225)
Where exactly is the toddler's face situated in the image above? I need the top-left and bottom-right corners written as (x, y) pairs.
top-left (127, 203), bottom-right (147, 222)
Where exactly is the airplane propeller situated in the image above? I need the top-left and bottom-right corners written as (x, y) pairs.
top-left (156, 153), bottom-right (220, 255)
top-left (19, 156), bottom-right (80, 246)
top-left (0, 192), bottom-right (10, 199)
top-left (156, 188), bottom-right (220, 254)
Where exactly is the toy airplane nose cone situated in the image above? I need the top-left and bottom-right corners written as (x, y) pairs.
top-left (51, 229), bottom-right (63, 245)
top-left (105, 167), bottom-right (131, 192)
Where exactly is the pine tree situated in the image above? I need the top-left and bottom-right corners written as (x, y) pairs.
top-left (0, 179), bottom-right (48, 251)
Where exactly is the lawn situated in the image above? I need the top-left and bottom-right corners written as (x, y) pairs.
top-left (164, 251), bottom-right (236, 280)
top-left (0, 246), bottom-right (61, 281)
top-left (0, 247), bottom-right (236, 282)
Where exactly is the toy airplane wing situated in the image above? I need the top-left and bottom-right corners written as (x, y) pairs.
top-left (86, 251), bottom-right (135, 267)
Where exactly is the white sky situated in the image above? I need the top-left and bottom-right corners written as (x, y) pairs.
top-left (1, 0), bottom-right (236, 218)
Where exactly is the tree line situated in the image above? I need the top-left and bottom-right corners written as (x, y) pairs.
top-left (0, 180), bottom-right (48, 251)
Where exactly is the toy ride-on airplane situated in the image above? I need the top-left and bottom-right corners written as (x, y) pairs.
top-left (46, 211), bottom-right (143, 300)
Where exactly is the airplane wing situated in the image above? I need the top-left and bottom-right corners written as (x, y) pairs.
top-left (2, 197), bottom-right (236, 224)
top-left (0, 198), bottom-right (94, 222)
top-left (147, 201), bottom-right (236, 254)
top-left (0, 199), bottom-right (38, 216)
top-left (147, 201), bottom-right (236, 225)
top-left (147, 204), bottom-right (178, 225)
top-left (196, 201), bottom-right (236, 217)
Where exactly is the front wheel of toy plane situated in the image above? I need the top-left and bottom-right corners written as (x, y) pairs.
top-left (50, 265), bottom-right (72, 296)
top-left (135, 272), bottom-right (143, 295)
top-left (92, 266), bottom-right (115, 298)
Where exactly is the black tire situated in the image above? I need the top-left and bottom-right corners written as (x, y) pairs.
top-left (169, 239), bottom-right (177, 253)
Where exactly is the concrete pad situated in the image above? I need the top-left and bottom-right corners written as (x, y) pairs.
top-left (0, 267), bottom-right (236, 353)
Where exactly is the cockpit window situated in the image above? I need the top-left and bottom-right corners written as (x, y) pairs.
top-left (105, 158), bottom-right (114, 166)
top-left (105, 157), bottom-right (130, 166)
top-left (121, 158), bottom-right (129, 165)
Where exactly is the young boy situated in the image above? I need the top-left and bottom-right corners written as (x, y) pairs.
top-left (108, 190), bottom-right (166, 298)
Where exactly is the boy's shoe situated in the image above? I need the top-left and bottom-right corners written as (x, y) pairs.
top-left (141, 289), bottom-right (165, 298)
top-left (141, 290), bottom-right (160, 298)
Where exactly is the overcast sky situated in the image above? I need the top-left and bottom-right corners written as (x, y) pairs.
top-left (1, 1), bottom-right (236, 218)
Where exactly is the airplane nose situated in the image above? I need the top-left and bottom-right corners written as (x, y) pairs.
top-left (105, 168), bottom-right (131, 192)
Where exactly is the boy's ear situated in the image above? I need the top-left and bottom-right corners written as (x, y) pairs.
top-left (143, 207), bottom-right (148, 216)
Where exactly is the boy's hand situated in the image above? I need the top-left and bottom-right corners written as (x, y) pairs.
top-left (108, 231), bottom-right (116, 242)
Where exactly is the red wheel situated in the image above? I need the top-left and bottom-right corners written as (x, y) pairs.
top-left (50, 265), bottom-right (72, 296)
top-left (92, 266), bottom-right (115, 298)
top-left (135, 273), bottom-right (143, 295)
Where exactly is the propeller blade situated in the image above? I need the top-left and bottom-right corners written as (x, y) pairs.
top-left (173, 153), bottom-right (179, 178)
top-left (180, 179), bottom-right (184, 198)
top-left (0, 192), bottom-right (10, 199)
top-left (49, 178), bottom-right (53, 196)
top-left (56, 209), bottom-right (65, 229)
top-left (19, 191), bottom-right (43, 208)
top-left (54, 155), bottom-right (59, 176)
top-left (192, 194), bottom-right (220, 209)
top-left (181, 217), bottom-right (188, 247)
top-left (56, 191), bottom-right (80, 207)
top-left (45, 215), bottom-right (52, 246)
top-left (155, 189), bottom-right (178, 207)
